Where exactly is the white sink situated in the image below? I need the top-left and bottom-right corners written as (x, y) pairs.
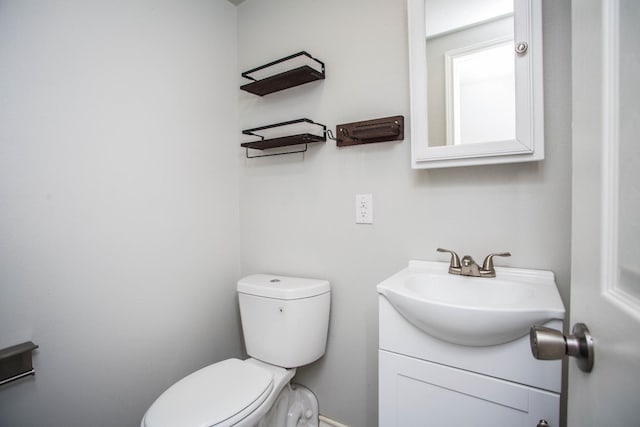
top-left (377, 260), bottom-right (565, 346)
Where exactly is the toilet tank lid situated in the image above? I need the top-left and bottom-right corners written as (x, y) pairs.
top-left (237, 274), bottom-right (330, 300)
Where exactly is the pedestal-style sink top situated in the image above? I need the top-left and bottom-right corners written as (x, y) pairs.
top-left (377, 260), bottom-right (565, 346)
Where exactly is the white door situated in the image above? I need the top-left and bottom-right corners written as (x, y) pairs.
top-left (569, 0), bottom-right (640, 425)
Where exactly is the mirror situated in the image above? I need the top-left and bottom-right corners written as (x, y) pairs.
top-left (408, 0), bottom-right (544, 169)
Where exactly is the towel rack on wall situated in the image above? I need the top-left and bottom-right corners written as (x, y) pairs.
top-left (241, 118), bottom-right (327, 158)
top-left (0, 341), bottom-right (38, 386)
top-left (239, 52), bottom-right (327, 159)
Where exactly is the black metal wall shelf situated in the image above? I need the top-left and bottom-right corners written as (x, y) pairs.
top-left (241, 118), bottom-right (327, 158)
top-left (240, 52), bottom-right (325, 96)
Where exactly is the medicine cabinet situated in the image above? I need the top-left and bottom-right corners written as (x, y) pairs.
top-left (408, 0), bottom-right (544, 169)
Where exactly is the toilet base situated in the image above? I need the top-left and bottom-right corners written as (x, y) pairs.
top-left (257, 383), bottom-right (319, 427)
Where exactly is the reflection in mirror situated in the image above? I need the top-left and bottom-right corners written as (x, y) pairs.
top-left (426, 0), bottom-right (515, 146)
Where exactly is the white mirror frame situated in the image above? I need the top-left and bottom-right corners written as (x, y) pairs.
top-left (408, 0), bottom-right (544, 169)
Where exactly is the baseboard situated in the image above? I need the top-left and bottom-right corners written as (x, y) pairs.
top-left (319, 414), bottom-right (349, 427)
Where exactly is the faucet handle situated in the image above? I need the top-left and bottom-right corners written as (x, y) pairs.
top-left (437, 248), bottom-right (461, 269)
top-left (481, 252), bottom-right (511, 273)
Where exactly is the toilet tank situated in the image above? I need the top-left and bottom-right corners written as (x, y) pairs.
top-left (237, 274), bottom-right (330, 368)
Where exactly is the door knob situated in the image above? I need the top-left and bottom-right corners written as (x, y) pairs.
top-left (530, 323), bottom-right (594, 372)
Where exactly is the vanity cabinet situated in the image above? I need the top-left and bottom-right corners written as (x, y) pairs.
top-left (379, 351), bottom-right (559, 426)
top-left (378, 297), bottom-right (561, 427)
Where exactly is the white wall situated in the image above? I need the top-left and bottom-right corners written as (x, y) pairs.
top-left (237, 1), bottom-right (572, 426)
top-left (0, 1), bottom-right (242, 425)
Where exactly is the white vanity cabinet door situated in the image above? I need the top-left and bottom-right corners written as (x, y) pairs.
top-left (379, 350), bottom-right (560, 427)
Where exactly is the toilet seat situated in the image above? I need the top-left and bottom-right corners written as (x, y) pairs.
top-left (142, 358), bottom-right (273, 427)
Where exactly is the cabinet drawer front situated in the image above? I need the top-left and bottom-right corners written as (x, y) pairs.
top-left (379, 350), bottom-right (560, 427)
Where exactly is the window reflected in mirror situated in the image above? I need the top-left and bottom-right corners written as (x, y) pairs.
top-left (426, 0), bottom-right (515, 147)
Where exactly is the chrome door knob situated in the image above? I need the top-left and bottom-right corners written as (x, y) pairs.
top-left (530, 323), bottom-right (594, 372)
top-left (529, 326), bottom-right (566, 360)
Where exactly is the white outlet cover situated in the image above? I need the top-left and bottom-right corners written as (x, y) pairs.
top-left (355, 194), bottom-right (373, 224)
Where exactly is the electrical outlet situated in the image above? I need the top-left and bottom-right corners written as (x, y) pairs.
top-left (355, 194), bottom-right (373, 224)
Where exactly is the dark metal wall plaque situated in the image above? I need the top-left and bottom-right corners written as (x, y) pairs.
top-left (336, 115), bottom-right (404, 147)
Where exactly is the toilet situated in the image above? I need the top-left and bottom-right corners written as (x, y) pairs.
top-left (141, 274), bottom-right (331, 427)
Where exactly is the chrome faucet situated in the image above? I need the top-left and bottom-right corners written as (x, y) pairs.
top-left (460, 255), bottom-right (480, 276)
top-left (437, 248), bottom-right (511, 278)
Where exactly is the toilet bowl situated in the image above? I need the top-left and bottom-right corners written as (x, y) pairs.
top-left (141, 274), bottom-right (330, 427)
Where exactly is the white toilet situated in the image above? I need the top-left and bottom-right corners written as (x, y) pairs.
top-left (141, 274), bottom-right (331, 427)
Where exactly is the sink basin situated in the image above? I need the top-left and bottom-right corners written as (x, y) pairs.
top-left (377, 260), bottom-right (565, 346)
